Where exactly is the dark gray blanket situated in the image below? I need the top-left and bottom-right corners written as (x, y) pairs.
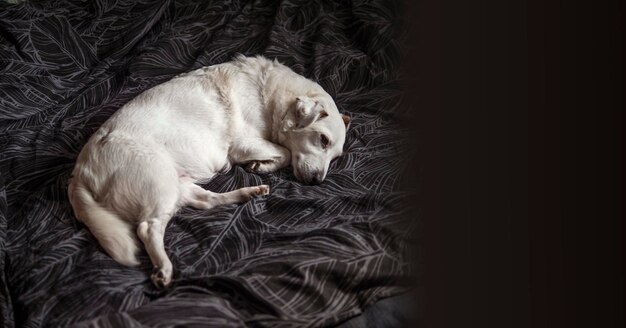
top-left (0, 0), bottom-right (413, 326)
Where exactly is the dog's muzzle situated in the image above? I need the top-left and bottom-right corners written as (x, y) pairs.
top-left (303, 172), bottom-right (323, 185)
top-left (294, 166), bottom-right (323, 185)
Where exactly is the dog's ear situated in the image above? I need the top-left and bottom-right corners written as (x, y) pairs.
top-left (341, 114), bottom-right (351, 129)
top-left (294, 96), bottom-right (325, 129)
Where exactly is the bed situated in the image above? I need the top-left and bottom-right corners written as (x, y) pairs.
top-left (0, 0), bottom-right (414, 326)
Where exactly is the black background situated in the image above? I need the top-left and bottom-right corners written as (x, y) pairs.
top-left (403, 0), bottom-right (624, 326)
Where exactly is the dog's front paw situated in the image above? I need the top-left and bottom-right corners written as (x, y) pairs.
top-left (245, 160), bottom-right (273, 174)
top-left (245, 161), bottom-right (261, 173)
top-left (151, 266), bottom-right (172, 289)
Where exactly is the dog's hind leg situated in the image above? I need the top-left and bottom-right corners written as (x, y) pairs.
top-left (135, 175), bottom-right (179, 289)
top-left (137, 216), bottom-right (173, 288)
top-left (180, 180), bottom-right (269, 210)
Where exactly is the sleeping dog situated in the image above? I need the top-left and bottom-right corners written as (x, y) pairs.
top-left (68, 55), bottom-right (350, 288)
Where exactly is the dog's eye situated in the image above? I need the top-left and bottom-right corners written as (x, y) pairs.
top-left (320, 134), bottom-right (330, 149)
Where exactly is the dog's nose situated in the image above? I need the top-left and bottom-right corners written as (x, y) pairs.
top-left (309, 176), bottom-right (320, 185)
top-left (308, 172), bottom-right (323, 185)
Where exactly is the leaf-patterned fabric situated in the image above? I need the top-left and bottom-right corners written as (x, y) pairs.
top-left (0, 0), bottom-right (413, 326)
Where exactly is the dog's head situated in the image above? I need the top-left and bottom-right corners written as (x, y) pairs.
top-left (279, 92), bottom-right (350, 185)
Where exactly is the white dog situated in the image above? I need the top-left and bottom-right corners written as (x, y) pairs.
top-left (68, 55), bottom-right (350, 288)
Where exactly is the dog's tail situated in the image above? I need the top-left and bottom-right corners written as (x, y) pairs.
top-left (69, 180), bottom-right (140, 267)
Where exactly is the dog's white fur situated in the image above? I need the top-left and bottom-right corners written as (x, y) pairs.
top-left (68, 55), bottom-right (349, 288)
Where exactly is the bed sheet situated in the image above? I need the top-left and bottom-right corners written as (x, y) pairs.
top-left (0, 0), bottom-right (414, 326)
